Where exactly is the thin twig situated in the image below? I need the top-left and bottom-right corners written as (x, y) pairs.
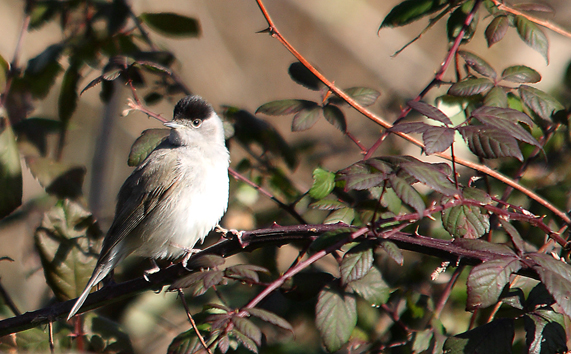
top-left (433, 266), bottom-right (464, 319)
top-left (253, 0), bottom-right (571, 225)
top-left (177, 289), bottom-right (213, 354)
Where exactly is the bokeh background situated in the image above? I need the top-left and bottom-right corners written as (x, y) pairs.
top-left (1, 0), bottom-right (571, 352)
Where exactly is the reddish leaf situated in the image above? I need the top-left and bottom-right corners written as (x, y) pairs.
top-left (519, 85), bottom-right (565, 120)
top-left (256, 99), bottom-right (316, 116)
top-left (246, 308), bottom-right (293, 332)
top-left (422, 126), bottom-right (455, 154)
top-left (340, 245), bottom-right (373, 285)
top-left (501, 65), bottom-right (541, 83)
top-left (390, 122), bottom-right (432, 134)
top-left (485, 15), bottom-right (509, 47)
top-left (527, 253), bottom-right (571, 318)
top-left (470, 106), bottom-right (540, 148)
top-left (389, 174), bottom-right (425, 216)
top-left (484, 87), bottom-right (508, 108)
top-left (399, 160), bottom-right (458, 196)
top-left (458, 51), bottom-right (497, 79)
top-left (322, 104), bottom-right (347, 132)
top-left (499, 219), bottom-right (525, 255)
top-left (232, 317), bottom-right (262, 346)
top-left (292, 106), bottom-right (321, 131)
top-left (467, 257), bottom-right (522, 310)
top-left (448, 78), bottom-right (494, 96)
top-left (407, 100), bottom-right (453, 124)
top-left (515, 15), bottom-right (549, 63)
top-left (458, 126), bottom-right (523, 161)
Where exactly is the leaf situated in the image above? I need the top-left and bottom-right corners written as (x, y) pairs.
top-left (310, 167), bottom-right (335, 199)
top-left (232, 317), bottom-right (262, 346)
top-left (407, 100), bottom-right (452, 124)
top-left (26, 157), bottom-right (86, 199)
top-left (484, 86), bottom-right (508, 108)
top-left (527, 253), bottom-right (571, 318)
top-left (526, 283), bottom-right (555, 309)
top-left (518, 85), bottom-right (565, 121)
top-left (340, 245), bottom-right (374, 285)
top-left (499, 219), bottom-right (525, 255)
top-left (458, 126), bottom-right (523, 161)
top-left (448, 78), bottom-right (494, 96)
top-left (348, 266), bottom-right (391, 306)
top-left (399, 161), bottom-right (458, 196)
top-left (524, 309), bottom-right (568, 354)
top-left (380, 0), bottom-right (448, 28)
top-left (230, 328), bottom-right (258, 353)
top-left (390, 122), bottom-right (432, 134)
top-left (281, 272), bottom-right (335, 301)
top-left (256, 99), bottom-right (316, 116)
top-left (225, 264), bottom-right (269, 283)
top-left (515, 15), bottom-right (549, 63)
top-left (485, 15), bottom-right (509, 47)
top-left (447, 1), bottom-right (478, 43)
top-left (167, 329), bottom-right (202, 354)
top-left (292, 106), bottom-right (322, 131)
top-left (324, 207), bottom-right (355, 225)
top-left (128, 129), bottom-right (170, 167)
top-left (443, 319), bottom-right (514, 354)
top-left (12, 117), bottom-right (62, 155)
top-left (466, 257), bottom-right (522, 310)
top-left (310, 199), bottom-right (345, 210)
top-left (202, 270), bottom-right (224, 290)
top-left (186, 254), bottom-right (225, 269)
top-left (315, 287), bottom-right (357, 352)
top-left (0, 121), bottom-right (22, 219)
top-left (454, 238), bottom-right (516, 257)
top-left (288, 62), bottom-right (322, 90)
top-left (34, 200), bottom-right (101, 301)
top-left (388, 174), bottom-right (425, 216)
top-left (24, 44), bottom-right (64, 98)
top-left (139, 13), bottom-right (200, 37)
top-left (310, 228), bottom-right (353, 252)
top-left (470, 106), bottom-right (540, 148)
top-left (501, 65), bottom-right (541, 83)
top-left (458, 51), bottom-right (497, 79)
top-left (378, 240), bottom-right (404, 265)
top-left (441, 202), bottom-right (490, 238)
top-left (322, 104), bottom-right (347, 132)
top-left (246, 308), bottom-right (293, 332)
top-left (344, 172), bottom-right (387, 191)
top-left (343, 87), bottom-right (380, 107)
top-left (422, 126), bottom-right (455, 155)
top-left (58, 64), bottom-right (81, 125)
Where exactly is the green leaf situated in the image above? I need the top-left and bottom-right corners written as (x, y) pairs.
top-left (399, 160), bottom-right (458, 196)
top-left (501, 65), bottom-right (541, 83)
top-left (389, 174), bottom-right (425, 216)
top-left (140, 13), bottom-right (200, 37)
top-left (87, 314), bottom-right (135, 353)
top-left (443, 319), bottom-right (514, 354)
top-left (458, 50), bottom-right (497, 79)
top-left (484, 86), bottom-right (508, 108)
top-left (499, 219), bottom-right (525, 255)
top-left (447, 1), bottom-right (477, 43)
top-left (378, 240), bottom-right (404, 265)
top-left (310, 228), bottom-right (353, 252)
top-left (315, 287), bottom-right (357, 352)
top-left (422, 126), bottom-right (455, 155)
top-left (407, 100), bottom-right (452, 124)
top-left (324, 207), bottom-right (355, 225)
top-left (232, 317), bottom-right (262, 346)
top-left (167, 329), bottom-right (202, 354)
top-left (246, 308), bottom-right (293, 332)
top-left (448, 78), bottom-right (494, 96)
top-left (310, 199), bottom-right (346, 210)
top-left (13, 117), bottom-right (62, 155)
top-left (441, 201), bottom-right (490, 238)
top-left (310, 167), bottom-right (335, 199)
top-left (380, 0), bottom-right (448, 28)
top-left (34, 200), bottom-right (101, 301)
top-left (485, 15), bottom-right (509, 47)
top-left (527, 253), bottom-right (571, 318)
top-left (515, 15), bottom-right (549, 63)
top-left (292, 106), bottom-right (322, 131)
top-left (0, 328), bottom-right (49, 352)
top-left (390, 122), bottom-right (431, 134)
top-left (340, 245), bottom-right (374, 285)
top-left (26, 157), bottom-right (85, 199)
top-left (24, 44), bottom-right (64, 98)
top-left (348, 266), bottom-right (391, 306)
top-left (288, 62), bottom-right (322, 90)
top-left (257, 100), bottom-right (315, 116)
top-left (58, 64), bottom-right (81, 125)
top-left (322, 104), bottom-right (347, 132)
top-left (518, 85), bottom-right (565, 121)
top-left (458, 126), bottom-right (523, 161)
top-left (466, 257), bottom-right (522, 310)
top-left (343, 87), bottom-right (380, 107)
top-left (524, 309), bottom-right (568, 354)
top-left (230, 328), bottom-right (258, 353)
top-left (128, 129), bottom-right (170, 166)
top-left (0, 121), bottom-right (22, 219)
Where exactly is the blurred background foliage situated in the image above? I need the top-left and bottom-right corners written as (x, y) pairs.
top-left (0, 0), bottom-right (571, 353)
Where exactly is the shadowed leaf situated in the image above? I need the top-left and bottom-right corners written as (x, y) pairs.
top-left (256, 99), bottom-right (316, 116)
top-left (140, 13), bottom-right (200, 37)
top-left (316, 287), bottom-right (357, 352)
top-left (449, 78), bottom-right (494, 96)
top-left (322, 104), bottom-right (347, 132)
top-left (422, 126), bottom-right (455, 154)
top-left (380, 0), bottom-right (448, 28)
top-left (443, 319), bottom-right (514, 354)
top-left (324, 207), bottom-right (355, 225)
top-left (349, 266), bottom-right (391, 306)
top-left (292, 106), bottom-right (322, 131)
top-left (524, 309), bottom-right (567, 354)
top-left (499, 219), bottom-right (525, 255)
top-left (528, 253), bottom-right (571, 318)
top-left (501, 65), bottom-right (541, 83)
top-left (408, 100), bottom-right (452, 124)
top-left (389, 174), bottom-right (424, 216)
top-left (232, 317), bottom-right (262, 346)
top-left (340, 245), bottom-right (373, 285)
top-left (167, 329), bottom-right (202, 354)
top-left (484, 87), bottom-right (508, 108)
top-left (458, 51), bottom-right (497, 79)
top-left (466, 257), bottom-right (522, 310)
top-left (247, 308), bottom-right (293, 332)
top-left (390, 122), bottom-right (432, 134)
top-left (485, 15), bottom-right (509, 47)
top-left (515, 15), bottom-right (548, 63)
top-left (288, 62), bottom-right (322, 90)
top-left (0, 121), bottom-right (22, 219)
top-left (518, 85), bottom-right (565, 121)
top-left (400, 160), bottom-right (457, 196)
top-left (310, 199), bottom-right (345, 210)
top-left (58, 64), bottom-right (81, 125)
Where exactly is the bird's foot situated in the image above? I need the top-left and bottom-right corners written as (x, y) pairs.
top-left (143, 259), bottom-right (161, 282)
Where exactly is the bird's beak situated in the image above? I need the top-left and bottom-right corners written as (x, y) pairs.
top-left (164, 121), bottom-right (184, 129)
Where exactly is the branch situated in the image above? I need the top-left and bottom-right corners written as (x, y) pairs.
top-left (253, 0), bottom-right (571, 225)
top-left (0, 222), bottom-right (541, 337)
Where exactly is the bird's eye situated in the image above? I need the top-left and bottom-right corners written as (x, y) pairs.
top-left (192, 119), bottom-right (202, 127)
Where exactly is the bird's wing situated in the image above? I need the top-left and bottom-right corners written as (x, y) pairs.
top-left (97, 147), bottom-right (182, 263)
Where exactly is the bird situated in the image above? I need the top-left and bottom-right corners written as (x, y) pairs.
top-left (68, 95), bottom-right (230, 320)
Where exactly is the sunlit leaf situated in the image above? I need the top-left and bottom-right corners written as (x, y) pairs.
top-left (315, 287), bottom-right (357, 352)
top-left (501, 65), bottom-right (541, 83)
top-left (340, 245), bottom-right (373, 285)
top-left (458, 51), bottom-right (497, 79)
top-left (322, 104), bottom-right (347, 132)
top-left (484, 87), bottom-right (508, 108)
top-left (441, 201), bottom-right (490, 238)
top-left (515, 15), bottom-right (549, 63)
top-left (527, 253), bottom-right (571, 318)
top-left (309, 167), bottom-right (335, 199)
top-left (448, 78), bottom-right (494, 96)
top-left (408, 100), bottom-right (452, 124)
top-left (378, 240), bottom-right (404, 265)
top-left (225, 264), bottom-right (269, 283)
top-left (466, 257), bottom-right (522, 310)
top-left (388, 174), bottom-right (424, 216)
top-left (524, 309), bottom-right (567, 354)
top-left (380, 0), bottom-right (448, 28)
top-left (399, 160), bottom-right (457, 196)
top-left (458, 126), bottom-right (523, 161)
top-left (256, 99), bottom-right (316, 116)
top-left (310, 199), bottom-right (346, 210)
top-left (292, 106), bottom-right (322, 131)
top-left (518, 85), bottom-right (565, 121)
top-left (140, 13), bottom-right (200, 37)
top-left (470, 106), bottom-right (540, 148)
top-left (485, 15), bottom-right (509, 47)
top-left (324, 207), bottom-right (355, 225)
top-left (422, 126), bottom-right (455, 154)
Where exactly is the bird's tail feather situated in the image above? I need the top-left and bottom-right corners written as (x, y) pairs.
top-left (67, 263), bottom-right (112, 320)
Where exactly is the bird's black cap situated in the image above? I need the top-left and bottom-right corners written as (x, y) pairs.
top-left (173, 95), bottom-right (214, 121)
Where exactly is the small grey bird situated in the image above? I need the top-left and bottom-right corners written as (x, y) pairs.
top-left (68, 95), bottom-right (230, 320)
